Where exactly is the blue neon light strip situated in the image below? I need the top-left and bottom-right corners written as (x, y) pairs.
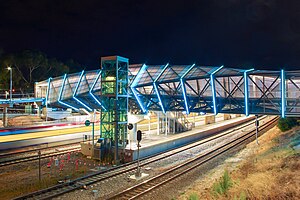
top-left (154, 63), bottom-right (169, 82)
top-left (89, 70), bottom-right (106, 111)
top-left (131, 88), bottom-right (147, 113)
top-left (153, 63), bottom-right (169, 113)
top-left (210, 65), bottom-right (224, 115)
top-left (90, 70), bottom-right (101, 91)
top-left (58, 74), bottom-right (79, 111)
top-left (130, 64), bottom-right (147, 112)
top-left (180, 78), bottom-right (189, 114)
top-left (73, 70), bottom-right (84, 96)
top-left (58, 74), bottom-right (67, 101)
top-left (244, 68), bottom-right (254, 116)
top-left (180, 64), bottom-right (196, 114)
top-left (281, 69), bottom-right (286, 118)
top-left (131, 64), bottom-right (147, 87)
top-left (153, 82), bottom-right (166, 113)
top-left (182, 64), bottom-right (196, 78)
top-left (73, 70), bottom-right (92, 112)
top-left (45, 77), bottom-right (51, 105)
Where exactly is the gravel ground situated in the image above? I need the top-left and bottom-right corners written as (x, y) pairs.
top-left (57, 117), bottom-right (274, 200)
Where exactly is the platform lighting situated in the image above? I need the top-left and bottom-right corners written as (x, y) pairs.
top-left (89, 70), bottom-right (106, 111)
top-left (244, 68), bottom-right (254, 116)
top-left (73, 70), bottom-right (93, 112)
top-left (281, 69), bottom-right (286, 118)
top-left (58, 74), bottom-right (79, 111)
top-left (210, 65), bottom-right (224, 115)
top-left (131, 64), bottom-right (147, 113)
top-left (7, 66), bottom-right (12, 101)
top-left (153, 63), bottom-right (169, 113)
top-left (180, 64), bottom-right (196, 114)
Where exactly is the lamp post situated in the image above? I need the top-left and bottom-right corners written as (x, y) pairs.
top-left (7, 67), bottom-right (12, 101)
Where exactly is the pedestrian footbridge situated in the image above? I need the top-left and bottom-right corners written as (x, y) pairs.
top-left (33, 63), bottom-right (300, 117)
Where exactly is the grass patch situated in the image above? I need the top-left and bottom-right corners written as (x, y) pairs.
top-left (211, 170), bottom-right (233, 197)
top-left (188, 193), bottom-right (199, 200)
top-left (277, 118), bottom-right (298, 132)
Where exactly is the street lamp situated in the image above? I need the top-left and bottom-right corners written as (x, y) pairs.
top-left (7, 66), bottom-right (12, 101)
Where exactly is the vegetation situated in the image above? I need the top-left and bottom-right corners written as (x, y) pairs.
top-left (211, 170), bottom-right (233, 197)
top-left (277, 118), bottom-right (298, 132)
top-left (188, 193), bottom-right (199, 200)
top-left (0, 49), bottom-right (84, 93)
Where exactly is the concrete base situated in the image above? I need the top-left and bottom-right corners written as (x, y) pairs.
top-left (223, 114), bottom-right (231, 120)
top-left (80, 142), bottom-right (93, 157)
top-left (204, 115), bottom-right (215, 124)
top-left (129, 173), bottom-right (149, 180)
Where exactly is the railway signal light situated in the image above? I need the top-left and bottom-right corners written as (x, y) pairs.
top-left (128, 123), bottom-right (133, 130)
top-left (137, 130), bottom-right (142, 142)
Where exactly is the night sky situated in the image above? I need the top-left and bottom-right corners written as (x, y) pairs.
top-left (1, 0), bottom-right (300, 70)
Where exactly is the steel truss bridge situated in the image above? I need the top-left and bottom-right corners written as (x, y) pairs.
top-left (34, 64), bottom-right (300, 117)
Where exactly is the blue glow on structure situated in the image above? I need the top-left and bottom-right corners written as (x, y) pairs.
top-left (73, 70), bottom-right (92, 112)
top-left (180, 64), bottom-right (196, 114)
top-left (281, 69), bottom-right (286, 118)
top-left (182, 64), bottom-right (196, 78)
top-left (153, 82), bottom-right (166, 113)
top-left (89, 70), bottom-right (106, 111)
top-left (244, 68), bottom-right (254, 116)
top-left (152, 63), bottom-right (169, 113)
top-left (180, 78), bottom-right (189, 114)
top-left (210, 65), bottom-right (224, 115)
top-left (46, 77), bottom-right (51, 105)
top-left (132, 88), bottom-right (147, 113)
top-left (130, 64), bottom-right (147, 113)
top-left (154, 63), bottom-right (169, 82)
top-left (58, 74), bottom-right (67, 101)
top-left (58, 74), bottom-right (79, 111)
top-left (90, 70), bottom-right (101, 90)
top-left (131, 64), bottom-right (147, 87)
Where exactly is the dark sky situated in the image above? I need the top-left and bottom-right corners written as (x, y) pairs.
top-left (1, 0), bottom-right (300, 70)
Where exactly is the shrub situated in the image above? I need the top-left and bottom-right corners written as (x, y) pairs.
top-left (188, 193), bottom-right (199, 200)
top-left (212, 170), bottom-right (233, 196)
top-left (277, 118), bottom-right (298, 132)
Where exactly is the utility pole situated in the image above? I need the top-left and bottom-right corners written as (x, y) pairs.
top-left (7, 67), bottom-right (12, 101)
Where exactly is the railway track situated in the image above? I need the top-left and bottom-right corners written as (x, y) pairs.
top-left (13, 116), bottom-right (277, 200)
top-left (108, 116), bottom-right (278, 199)
top-left (0, 145), bottom-right (81, 167)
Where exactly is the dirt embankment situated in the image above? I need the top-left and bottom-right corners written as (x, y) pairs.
top-left (179, 126), bottom-right (300, 199)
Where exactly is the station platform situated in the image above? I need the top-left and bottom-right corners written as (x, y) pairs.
top-left (124, 115), bottom-right (256, 161)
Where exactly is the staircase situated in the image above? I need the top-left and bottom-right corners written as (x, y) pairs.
top-left (170, 111), bottom-right (192, 132)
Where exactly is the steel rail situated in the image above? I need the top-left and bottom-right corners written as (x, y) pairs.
top-left (13, 116), bottom-right (274, 200)
top-left (107, 117), bottom-right (278, 199)
top-left (0, 146), bottom-right (81, 167)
